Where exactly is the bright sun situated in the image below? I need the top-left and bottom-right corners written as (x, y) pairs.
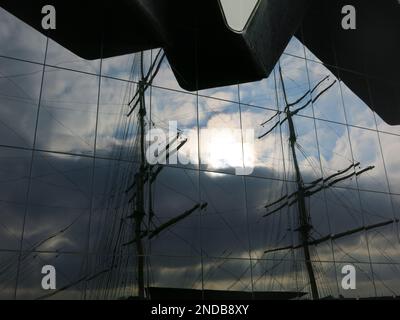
top-left (201, 128), bottom-right (255, 171)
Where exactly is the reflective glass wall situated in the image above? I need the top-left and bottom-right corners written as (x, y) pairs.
top-left (0, 7), bottom-right (399, 299)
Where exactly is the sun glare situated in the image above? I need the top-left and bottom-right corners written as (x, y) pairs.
top-left (201, 128), bottom-right (255, 172)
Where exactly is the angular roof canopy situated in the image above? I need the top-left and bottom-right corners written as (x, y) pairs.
top-left (298, 0), bottom-right (400, 125)
top-left (0, 0), bottom-right (399, 124)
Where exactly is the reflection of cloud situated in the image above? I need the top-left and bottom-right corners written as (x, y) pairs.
top-left (0, 8), bottom-right (47, 63)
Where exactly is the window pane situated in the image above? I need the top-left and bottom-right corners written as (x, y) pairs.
top-left (0, 7), bottom-right (47, 63)
top-left (0, 57), bottom-right (42, 148)
top-left (37, 67), bottom-right (99, 155)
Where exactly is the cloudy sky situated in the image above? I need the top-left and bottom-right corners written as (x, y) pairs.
top-left (219, 0), bottom-right (259, 31)
top-left (0, 5), bottom-right (400, 300)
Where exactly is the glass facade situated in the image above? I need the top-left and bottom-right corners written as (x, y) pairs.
top-left (0, 7), bottom-right (400, 300)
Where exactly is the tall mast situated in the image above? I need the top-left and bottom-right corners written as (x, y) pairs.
top-left (126, 51), bottom-right (207, 299)
top-left (134, 79), bottom-right (146, 298)
top-left (258, 65), bottom-right (398, 299)
top-left (278, 66), bottom-right (319, 300)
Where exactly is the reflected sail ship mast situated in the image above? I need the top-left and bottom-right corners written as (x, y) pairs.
top-left (124, 52), bottom-right (207, 299)
top-left (258, 65), bottom-right (398, 300)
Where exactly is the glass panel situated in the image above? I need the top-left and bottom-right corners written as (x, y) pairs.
top-left (90, 158), bottom-right (136, 253)
top-left (200, 172), bottom-right (248, 259)
top-left (151, 50), bottom-right (187, 92)
top-left (340, 71), bottom-right (376, 129)
top-left (0, 7), bottom-right (47, 63)
top-left (0, 57), bottom-right (43, 148)
top-left (307, 63), bottom-right (346, 123)
top-left (46, 39), bottom-right (101, 75)
top-left (150, 167), bottom-right (200, 256)
top-left (315, 120), bottom-right (356, 189)
top-left (252, 258), bottom-right (301, 296)
top-left (290, 116), bottom-right (322, 183)
top-left (0, 203), bottom-right (25, 251)
top-left (98, 77), bottom-right (148, 162)
top-left (336, 263), bottom-right (376, 299)
top-left (0, 147), bottom-right (31, 204)
top-left (24, 152), bottom-right (92, 253)
top-left (367, 224), bottom-right (400, 264)
top-left (379, 132), bottom-right (400, 194)
top-left (371, 80), bottom-right (400, 135)
top-left (240, 105), bottom-right (285, 179)
top-left (101, 49), bottom-right (152, 82)
top-left (393, 195), bottom-right (400, 221)
top-left (279, 54), bottom-right (313, 118)
top-left (348, 127), bottom-right (388, 193)
top-left (244, 176), bottom-right (291, 259)
top-left (101, 53), bottom-right (136, 81)
top-left (97, 77), bottom-right (137, 159)
top-left (203, 257), bottom-right (252, 292)
top-left (283, 36), bottom-right (305, 58)
top-left (361, 191), bottom-right (394, 225)
top-left (151, 87), bottom-right (199, 170)
top-left (371, 263), bottom-right (400, 298)
top-left (198, 97), bottom-right (241, 175)
top-left (37, 67), bottom-right (99, 155)
top-left (304, 46), bottom-right (324, 64)
top-left (315, 262), bottom-right (340, 299)
top-left (333, 232), bottom-right (370, 266)
top-left (0, 252), bottom-right (18, 299)
top-left (239, 67), bottom-right (277, 110)
top-left (309, 191), bottom-right (332, 236)
top-left (16, 253), bottom-right (84, 299)
top-left (199, 84), bottom-right (239, 103)
top-left (149, 256), bottom-right (203, 291)
top-left (326, 187), bottom-right (363, 235)
top-left (376, 116), bottom-right (400, 136)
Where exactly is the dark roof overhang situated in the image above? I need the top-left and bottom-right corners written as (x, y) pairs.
top-left (0, 0), bottom-right (399, 124)
top-left (297, 0), bottom-right (400, 125)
